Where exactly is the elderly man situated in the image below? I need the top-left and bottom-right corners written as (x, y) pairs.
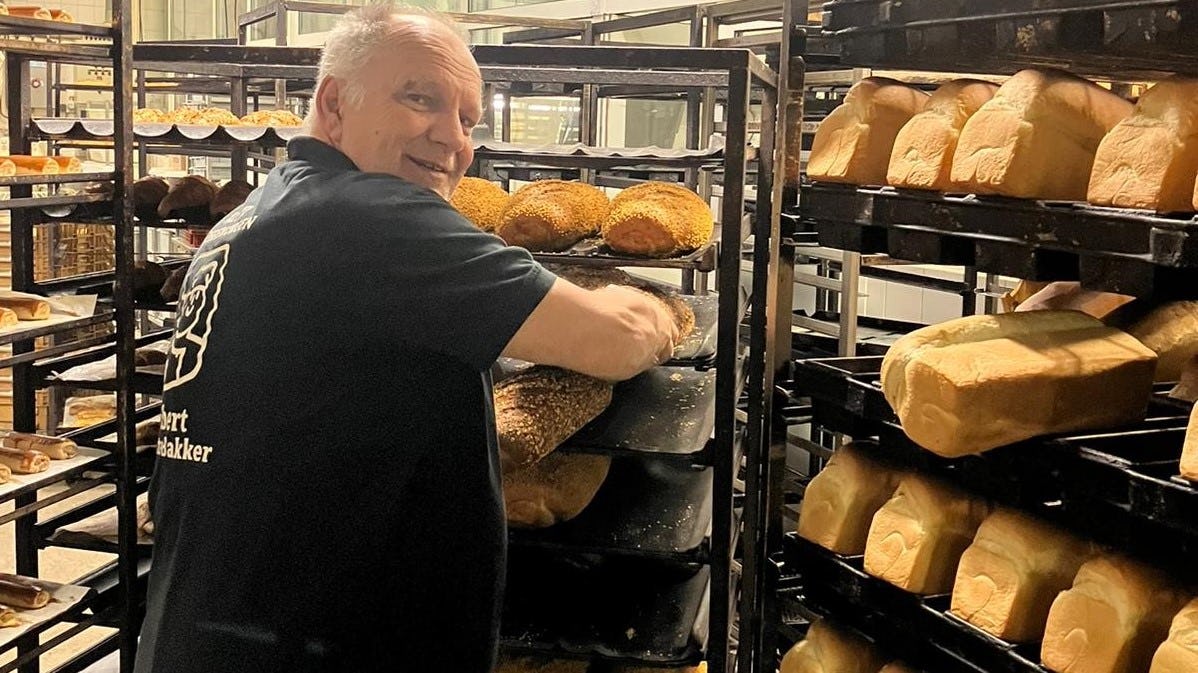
top-left (134, 6), bottom-right (678, 673)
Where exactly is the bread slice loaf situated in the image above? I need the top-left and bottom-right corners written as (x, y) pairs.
top-left (1150, 599), bottom-right (1198, 673)
top-left (880, 311), bottom-right (1156, 457)
top-left (952, 69), bottom-right (1132, 200)
top-left (798, 442), bottom-right (902, 555)
top-left (951, 509), bottom-right (1094, 642)
top-left (808, 77), bottom-right (929, 186)
top-left (1089, 78), bottom-right (1198, 213)
top-left (1042, 555), bottom-right (1189, 673)
top-left (887, 79), bottom-right (998, 191)
top-left (864, 473), bottom-right (991, 595)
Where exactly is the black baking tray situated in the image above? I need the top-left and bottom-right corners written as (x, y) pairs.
top-left (566, 364), bottom-right (718, 462)
top-left (531, 238), bottom-right (718, 273)
top-left (508, 455), bottom-right (714, 564)
top-left (501, 552), bottom-right (708, 666)
top-left (821, 0), bottom-right (1198, 78)
top-left (790, 356), bottom-right (1198, 569)
top-left (803, 183), bottom-right (1198, 299)
top-left (782, 533), bottom-right (1051, 673)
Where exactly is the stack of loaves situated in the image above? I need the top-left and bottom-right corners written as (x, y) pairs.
top-left (495, 266), bottom-right (695, 528)
top-left (451, 177), bottom-right (714, 258)
top-left (797, 442), bottom-right (1198, 673)
top-left (806, 69), bottom-right (1198, 208)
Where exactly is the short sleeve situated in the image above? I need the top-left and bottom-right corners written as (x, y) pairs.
top-left (344, 180), bottom-right (556, 370)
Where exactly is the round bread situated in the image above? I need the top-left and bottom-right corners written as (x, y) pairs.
top-left (602, 182), bottom-right (713, 257)
top-left (450, 177), bottom-right (510, 231)
top-left (497, 180), bottom-right (609, 251)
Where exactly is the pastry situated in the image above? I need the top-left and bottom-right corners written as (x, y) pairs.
top-left (1, 432), bottom-right (76, 460)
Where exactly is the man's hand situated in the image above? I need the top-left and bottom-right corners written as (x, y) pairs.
top-left (503, 278), bottom-right (682, 381)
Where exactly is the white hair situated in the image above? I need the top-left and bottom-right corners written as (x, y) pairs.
top-left (305, 3), bottom-right (465, 125)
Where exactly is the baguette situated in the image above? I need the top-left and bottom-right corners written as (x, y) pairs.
top-left (0, 159), bottom-right (13, 177)
top-left (0, 574), bottom-right (50, 609)
top-left (0, 447), bottom-right (49, 474)
top-left (50, 156), bottom-right (80, 173)
top-left (1, 433), bottom-right (76, 460)
top-left (0, 297), bottom-right (49, 321)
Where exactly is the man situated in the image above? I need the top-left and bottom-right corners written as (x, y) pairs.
top-left (134, 6), bottom-right (678, 673)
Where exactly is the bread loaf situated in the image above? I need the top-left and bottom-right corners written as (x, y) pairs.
top-left (887, 79), bottom-right (998, 191)
top-left (496, 180), bottom-right (609, 251)
top-left (864, 473), bottom-right (991, 595)
top-left (0, 447), bottom-right (49, 474)
top-left (878, 663), bottom-right (920, 673)
top-left (950, 509), bottom-right (1093, 642)
top-left (502, 451), bottom-right (611, 528)
top-left (494, 655), bottom-right (589, 673)
top-left (158, 175), bottom-right (217, 221)
top-left (133, 176), bottom-right (170, 221)
top-left (779, 618), bottom-right (886, 673)
top-left (172, 107), bottom-right (240, 126)
top-left (798, 442), bottom-right (901, 555)
top-left (1180, 403), bottom-right (1198, 482)
top-left (1126, 301), bottom-right (1198, 382)
top-left (808, 77), bottom-right (929, 186)
top-left (952, 69), bottom-right (1132, 200)
top-left (1012, 282), bottom-right (1134, 320)
top-left (0, 574), bottom-right (50, 609)
top-left (9, 156), bottom-right (58, 175)
top-left (881, 311), bottom-right (1156, 457)
top-left (1089, 78), bottom-right (1198, 213)
top-left (601, 182), bottom-right (713, 257)
top-left (450, 177), bottom-right (510, 232)
top-left (2, 432), bottom-right (76, 460)
top-left (0, 297), bottom-right (49, 321)
top-left (6, 6), bottom-right (53, 20)
top-left (1150, 599), bottom-right (1198, 673)
top-left (0, 308), bottom-right (17, 329)
top-left (495, 366), bottom-right (613, 467)
top-left (1042, 554), bottom-right (1189, 673)
top-left (210, 180), bottom-right (253, 218)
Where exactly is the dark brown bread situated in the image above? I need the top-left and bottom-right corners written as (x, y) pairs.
top-left (494, 366), bottom-right (612, 468)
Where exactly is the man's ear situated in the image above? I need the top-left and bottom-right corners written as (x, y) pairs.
top-left (313, 77), bottom-right (345, 145)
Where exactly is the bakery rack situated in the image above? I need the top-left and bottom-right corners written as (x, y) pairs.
top-left (0, 2), bottom-right (150, 673)
top-left (19, 8), bottom-right (806, 667)
top-left (776, 0), bottom-right (1198, 670)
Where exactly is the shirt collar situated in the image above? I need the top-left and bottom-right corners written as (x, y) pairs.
top-left (286, 136), bottom-right (359, 172)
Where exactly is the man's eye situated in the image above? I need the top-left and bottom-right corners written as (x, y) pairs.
top-left (408, 94), bottom-right (432, 106)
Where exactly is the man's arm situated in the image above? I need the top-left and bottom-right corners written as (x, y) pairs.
top-left (503, 279), bottom-right (680, 382)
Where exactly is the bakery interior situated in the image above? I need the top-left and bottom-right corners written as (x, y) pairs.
top-left (0, 0), bottom-right (1197, 672)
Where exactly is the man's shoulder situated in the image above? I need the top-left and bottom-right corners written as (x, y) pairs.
top-left (282, 160), bottom-right (447, 211)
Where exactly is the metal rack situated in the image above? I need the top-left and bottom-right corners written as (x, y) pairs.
top-left (778, 0), bottom-right (1198, 670)
top-left (22, 19), bottom-right (805, 671)
top-left (0, 4), bottom-right (145, 673)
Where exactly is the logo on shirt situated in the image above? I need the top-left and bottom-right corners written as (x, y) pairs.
top-left (163, 244), bottom-right (231, 392)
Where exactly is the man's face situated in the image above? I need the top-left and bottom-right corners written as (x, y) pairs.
top-left (331, 28), bottom-right (482, 199)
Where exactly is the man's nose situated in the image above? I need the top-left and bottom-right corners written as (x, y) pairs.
top-left (429, 111), bottom-right (469, 150)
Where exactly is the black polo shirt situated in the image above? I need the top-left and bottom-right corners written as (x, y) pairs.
top-left (135, 137), bottom-right (555, 673)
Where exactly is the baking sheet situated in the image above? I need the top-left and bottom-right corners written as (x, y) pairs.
top-left (0, 447), bottom-right (108, 504)
top-left (502, 553), bottom-right (708, 664)
top-left (568, 366), bottom-right (716, 459)
top-left (48, 493), bottom-right (153, 552)
top-left (509, 455), bottom-right (714, 561)
top-left (0, 579), bottom-right (92, 650)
